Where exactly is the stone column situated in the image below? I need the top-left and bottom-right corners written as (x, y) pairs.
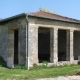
top-left (7, 29), bottom-right (14, 68)
top-left (66, 30), bottom-right (74, 62)
top-left (66, 30), bottom-right (70, 61)
top-left (28, 26), bottom-right (39, 66)
top-left (50, 28), bottom-right (53, 62)
top-left (70, 30), bottom-right (74, 63)
top-left (50, 28), bottom-right (58, 64)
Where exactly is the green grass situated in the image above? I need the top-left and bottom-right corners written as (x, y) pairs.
top-left (0, 65), bottom-right (80, 79)
top-left (0, 57), bottom-right (80, 79)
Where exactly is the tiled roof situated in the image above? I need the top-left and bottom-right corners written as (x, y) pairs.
top-left (29, 11), bottom-right (80, 23)
top-left (0, 11), bottom-right (80, 23)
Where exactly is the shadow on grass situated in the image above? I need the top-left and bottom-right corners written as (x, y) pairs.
top-left (78, 61), bottom-right (80, 65)
top-left (0, 56), bottom-right (7, 68)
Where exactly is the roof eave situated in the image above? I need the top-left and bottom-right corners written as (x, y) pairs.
top-left (28, 14), bottom-right (80, 24)
top-left (0, 13), bottom-right (26, 23)
top-left (0, 13), bottom-right (80, 24)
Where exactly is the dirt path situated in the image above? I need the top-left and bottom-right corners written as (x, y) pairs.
top-left (36, 75), bottom-right (80, 80)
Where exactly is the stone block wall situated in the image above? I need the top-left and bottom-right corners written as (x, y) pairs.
top-left (29, 26), bottom-right (38, 66)
top-left (0, 16), bottom-right (27, 68)
top-left (0, 15), bottom-right (80, 68)
top-left (0, 26), bottom-right (8, 62)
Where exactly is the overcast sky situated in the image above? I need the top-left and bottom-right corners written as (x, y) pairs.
top-left (0, 0), bottom-right (80, 20)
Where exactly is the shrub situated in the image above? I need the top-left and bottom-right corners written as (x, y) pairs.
top-left (42, 61), bottom-right (48, 68)
top-left (30, 61), bottom-right (48, 70)
top-left (14, 64), bottom-right (28, 70)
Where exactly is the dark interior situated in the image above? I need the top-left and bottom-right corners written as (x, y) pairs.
top-left (74, 31), bottom-right (80, 60)
top-left (38, 28), bottom-right (50, 63)
top-left (58, 29), bottom-right (66, 61)
top-left (14, 30), bottom-right (18, 64)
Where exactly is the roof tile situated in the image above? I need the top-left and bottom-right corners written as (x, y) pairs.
top-left (29, 11), bottom-right (80, 22)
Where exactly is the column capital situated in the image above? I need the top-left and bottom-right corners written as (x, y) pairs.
top-left (54, 28), bottom-right (58, 31)
top-left (70, 29), bottom-right (74, 32)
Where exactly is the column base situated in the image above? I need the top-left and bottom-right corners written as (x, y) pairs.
top-left (7, 57), bottom-right (14, 68)
top-left (70, 57), bottom-right (74, 64)
top-left (50, 57), bottom-right (53, 63)
top-left (27, 57), bottom-right (39, 67)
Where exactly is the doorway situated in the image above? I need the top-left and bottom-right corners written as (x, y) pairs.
top-left (14, 30), bottom-right (18, 64)
top-left (38, 27), bottom-right (50, 63)
top-left (58, 29), bottom-right (66, 61)
top-left (74, 31), bottom-right (80, 60)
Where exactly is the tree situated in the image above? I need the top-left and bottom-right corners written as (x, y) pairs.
top-left (39, 7), bottom-right (59, 15)
top-left (39, 7), bottom-right (52, 13)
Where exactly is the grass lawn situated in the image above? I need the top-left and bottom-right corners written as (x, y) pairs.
top-left (0, 64), bottom-right (80, 79)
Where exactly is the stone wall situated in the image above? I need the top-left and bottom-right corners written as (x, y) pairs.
top-left (29, 26), bottom-right (38, 66)
top-left (0, 15), bottom-right (80, 68)
top-left (0, 26), bottom-right (8, 61)
top-left (0, 16), bottom-right (27, 68)
top-left (36, 18), bottom-right (80, 30)
top-left (35, 18), bottom-right (80, 64)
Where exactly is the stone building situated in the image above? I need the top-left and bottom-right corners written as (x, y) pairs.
top-left (0, 11), bottom-right (80, 68)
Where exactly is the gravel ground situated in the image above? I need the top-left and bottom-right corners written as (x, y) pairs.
top-left (0, 76), bottom-right (80, 80)
top-left (36, 75), bottom-right (80, 80)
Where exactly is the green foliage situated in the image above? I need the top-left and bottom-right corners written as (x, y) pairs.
top-left (58, 64), bottom-right (77, 67)
top-left (39, 7), bottom-right (52, 13)
top-left (70, 64), bottom-right (77, 66)
top-left (0, 56), bottom-right (7, 67)
top-left (30, 61), bottom-right (48, 70)
top-left (14, 64), bottom-right (27, 70)
top-left (39, 7), bottom-right (59, 14)
top-left (30, 65), bottom-right (44, 70)
top-left (42, 61), bottom-right (48, 67)
top-left (0, 64), bottom-right (80, 79)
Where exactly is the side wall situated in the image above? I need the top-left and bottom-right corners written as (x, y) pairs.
top-left (0, 16), bottom-right (27, 68)
top-left (0, 25), bottom-right (8, 61)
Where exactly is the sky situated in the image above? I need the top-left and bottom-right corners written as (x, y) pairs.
top-left (0, 0), bottom-right (80, 20)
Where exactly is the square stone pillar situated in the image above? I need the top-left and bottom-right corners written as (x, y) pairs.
top-left (50, 28), bottom-right (58, 64)
top-left (7, 29), bottom-right (14, 68)
top-left (50, 28), bottom-right (53, 62)
top-left (26, 26), bottom-right (39, 67)
top-left (66, 30), bottom-right (70, 61)
top-left (70, 30), bottom-right (74, 62)
top-left (66, 30), bottom-right (74, 63)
